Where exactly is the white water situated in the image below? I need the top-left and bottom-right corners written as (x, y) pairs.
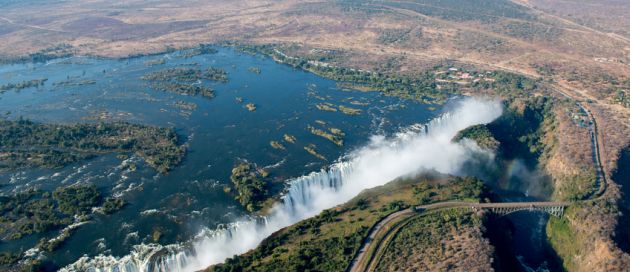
top-left (63, 97), bottom-right (502, 272)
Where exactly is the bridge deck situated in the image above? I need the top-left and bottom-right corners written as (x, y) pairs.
top-left (415, 201), bottom-right (570, 210)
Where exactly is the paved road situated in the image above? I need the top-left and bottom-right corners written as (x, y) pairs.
top-left (346, 208), bottom-right (414, 272)
top-left (345, 94), bottom-right (604, 272)
top-left (346, 201), bottom-right (571, 272)
top-left (576, 102), bottom-right (607, 199)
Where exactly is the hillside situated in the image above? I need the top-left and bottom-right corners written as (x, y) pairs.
top-left (206, 175), bottom-right (492, 272)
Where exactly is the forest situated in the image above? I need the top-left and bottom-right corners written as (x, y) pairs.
top-left (0, 184), bottom-right (126, 266)
top-left (141, 67), bottom-right (228, 98)
top-left (229, 163), bottom-right (271, 212)
top-left (0, 119), bottom-right (185, 173)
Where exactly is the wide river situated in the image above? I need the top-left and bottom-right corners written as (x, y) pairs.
top-left (0, 47), bottom-right (440, 268)
top-left (0, 46), bottom-right (558, 271)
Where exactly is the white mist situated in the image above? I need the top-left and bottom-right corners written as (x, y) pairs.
top-left (63, 97), bottom-right (502, 272)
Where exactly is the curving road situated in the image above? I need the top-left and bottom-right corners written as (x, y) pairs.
top-left (346, 208), bottom-right (415, 272)
top-left (346, 201), bottom-right (571, 272)
top-left (346, 89), bottom-right (606, 272)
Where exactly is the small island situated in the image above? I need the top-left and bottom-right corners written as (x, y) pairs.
top-left (141, 66), bottom-right (228, 99)
top-left (248, 67), bottom-right (262, 74)
top-left (229, 162), bottom-right (271, 212)
top-left (245, 103), bottom-right (257, 111)
top-left (304, 144), bottom-right (327, 161)
top-left (0, 78), bottom-right (47, 92)
top-left (283, 134), bottom-right (297, 144)
top-left (307, 125), bottom-right (344, 146)
top-left (270, 141), bottom-right (286, 150)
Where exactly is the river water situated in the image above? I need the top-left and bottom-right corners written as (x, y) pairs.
top-left (0, 47), bottom-right (438, 268)
top-left (0, 47), bottom-right (558, 271)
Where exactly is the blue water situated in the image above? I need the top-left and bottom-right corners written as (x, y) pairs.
top-left (0, 47), bottom-right (439, 268)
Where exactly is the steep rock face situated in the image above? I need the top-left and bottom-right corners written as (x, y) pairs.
top-left (543, 102), bottom-right (630, 271)
top-left (543, 104), bottom-right (596, 201)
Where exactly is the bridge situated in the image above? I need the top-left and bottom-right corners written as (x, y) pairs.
top-left (347, 201), bottom-right (572, 272)
top-left (345, 76), bottom-right (605, 272)
top-left (413, 201), bottom-right (570, 217)
top-left (469, 202), bottom-right (570, 217)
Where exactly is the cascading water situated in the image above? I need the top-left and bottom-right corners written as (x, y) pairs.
top-left (63, 97), bottom-right (503, 272)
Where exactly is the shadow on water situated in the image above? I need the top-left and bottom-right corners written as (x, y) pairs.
top-left (485, 212), bottom-right (564, 272)
top-left (471, 99), bottom-right (563, 271)
top-left (613, 145), bottom-right (630, 253)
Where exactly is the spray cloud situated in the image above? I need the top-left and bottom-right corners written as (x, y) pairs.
top-left (63, 97), bottom-right (502, 272)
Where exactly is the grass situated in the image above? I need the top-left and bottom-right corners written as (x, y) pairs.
top-left (453, 124), bottom-right (499, 150)
top-left (374, 208), bottom-right (490, 271)
top-left (207, 175), bottom-right (486, 272)
top-left (546, 205), bottom-right (580, 271)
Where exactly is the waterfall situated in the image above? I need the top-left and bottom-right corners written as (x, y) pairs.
top-left (62, 97), bottom-right (502, 272)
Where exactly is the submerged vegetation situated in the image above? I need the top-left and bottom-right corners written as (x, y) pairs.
top-left (145, 58), bottom-right (166, 66)
top-left (0, 78), bottom-right (47, 92)
top-left (0, 119), bottom-right (185, 173)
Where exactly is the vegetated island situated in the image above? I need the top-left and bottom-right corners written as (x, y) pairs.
top-left (248, 67), bottom-right (262, 74)
top-left (52, 78), bottom-right (96, 87)
top-left (0, 79), bottom-right (47, 93)
top-left (270, 141), bottom-right (286, 150)
top-left (228, 162), bottom-right (273, 213)
top-left (0, 118), bottom-right (185, 174)
top-left (141, 66), bottom-right (228, 98)
top-left (0, 184), bottom-right (126, 267)
top-left (283, 134), bottom-right (297, 144)
top-left (314, 102), bottom-right (362, 115)
top-left (307, 124), bottom-right (344, 146)
top-left (245, 103), bottom-right (257, 111)
top-left (304, 144), bottom-right (327, 161)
